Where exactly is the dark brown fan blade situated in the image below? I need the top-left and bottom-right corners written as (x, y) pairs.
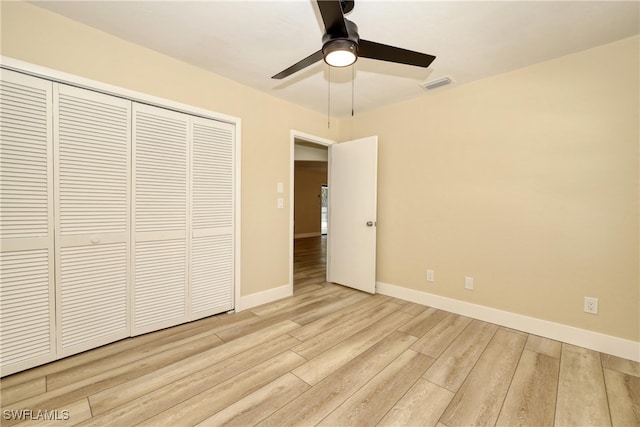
top-left (317, 0), bottom-right (348, 37)
top-left (359, 39), bottom-right (436, 68)
top-left (272, 50), bottom-right (324, 79)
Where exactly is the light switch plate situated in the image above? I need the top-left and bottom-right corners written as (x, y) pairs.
top-left (277, 182), bottom-right (284, 194)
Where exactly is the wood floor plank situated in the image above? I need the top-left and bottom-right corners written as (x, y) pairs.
top-left (293, 283), bottom-right (324, 295)
top-left (384, 296), bottom-right (411, 306)
top-left (216, 297), bottom-right (341, 342)
top-left (525, 334), bottom-right (562, 359)
top-left (318, 349), bottom-right (434, 426)
top-left (292, 300), bottom-right (402, 360)
top-left (602, 353), bottom-right (640, 377)
top-left (194, 373), bottom-right (310, 427)
top-left (292, 311), bottom-right (413, 385)
top-left (250, 285), bottom-right (342, 317)
top-left (554, 343), bottom-right (611, 427)
top-left (440, 328), bottom-right (527, 427)
top-left (135, 351), bottom-right (307, 427)
top-left (377, 378), bottom-right (454, 427)
top-left (496, 349), bottom-right (560, 426)
top-left (398, 307), bottom-right (449, 338)
top-left (423, 319), bottom-right (497, 392)
top-left (288, 295), bottom-right (389, 342)
top-left (411, 313), bottom-right (472, 358)
top-left (603, 368), bottom-right (640, 426)
top-left (87, 320), bottom-right (299, 416)
top-left (289, 291), bottom-right (369, 325)
top-left (257, 331), bottom-right (417, 427)
top-left (1, 376), bottom-right (46, 406)
top-left (216, 288), bottom-right (355, 343)
top-left (399, 302), bottom-right (429, 316)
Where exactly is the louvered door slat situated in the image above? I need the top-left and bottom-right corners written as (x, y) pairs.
top-left (132, 104), bottom-right (188, 335)
top-left (0, 70), bottom-right (55, 376)
top-left (55, 84), bottom-right (130, 357)
top-left (190, 117), bottom-right (234, 319)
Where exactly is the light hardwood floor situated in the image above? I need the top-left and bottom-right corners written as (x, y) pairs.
top-left (1, 236), bottom-right (638, 426)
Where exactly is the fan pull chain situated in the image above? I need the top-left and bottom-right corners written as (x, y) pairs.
top-left (351, 65), bottom-right (355, 117)
top-left (327, 65), bottom-right (331, 128)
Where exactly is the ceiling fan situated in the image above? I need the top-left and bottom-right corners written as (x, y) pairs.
top-left (272, 0), bottom-right (436, 79)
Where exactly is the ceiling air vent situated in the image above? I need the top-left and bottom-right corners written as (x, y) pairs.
top-left (421, 76), bottom-right (454, 91)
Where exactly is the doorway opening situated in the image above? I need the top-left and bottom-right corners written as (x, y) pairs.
top-left (289, 131), bottom-right (335, 293)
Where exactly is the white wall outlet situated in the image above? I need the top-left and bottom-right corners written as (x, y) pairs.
top-left (426, 270), bottom-right (434, 282)
top-left (277, 198), bottom-right (284, 209)
top-left (584, 297), bottom-right (599, 315)
top-left (464, 276), bottom-right (474, 290)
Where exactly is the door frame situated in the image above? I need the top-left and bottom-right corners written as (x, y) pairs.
top-left (289, 130), bottom-right (335, 292)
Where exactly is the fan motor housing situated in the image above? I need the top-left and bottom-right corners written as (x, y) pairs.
top-left (322, 19), bottom-right (360, 46)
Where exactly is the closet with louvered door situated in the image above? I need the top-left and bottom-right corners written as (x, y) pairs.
top-left (0, 70), bottom-right (55, 376)
top-left (54, 84), bottom-right (131, 357)
top-left (0, 65), bottom-right (237, 376)
top-left (190, 117), bottom-right (234, 320)
top-left (132, 103), bottom-right (189, 335)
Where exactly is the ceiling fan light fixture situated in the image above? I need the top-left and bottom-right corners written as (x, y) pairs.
top-left (323, 39), bottom-right (358, 67)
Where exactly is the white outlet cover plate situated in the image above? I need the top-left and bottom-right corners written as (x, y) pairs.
top-left (465, 276), bottom-right (474, 290)
top-left (584, 297), bottom-right (599, 314)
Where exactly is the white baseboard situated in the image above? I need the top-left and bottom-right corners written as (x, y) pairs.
top-left (294, 232), bottom-right (322, 239)
top-left (377, 281), bottom-right (640, 362)
top-left (236, 283), bottom-right (292, 312)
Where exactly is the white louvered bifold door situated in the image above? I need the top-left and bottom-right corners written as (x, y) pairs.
top-left (54, 84), bottom-right (131, 358)
top-left (190, 117), bottom-right (234, 319)
top-left (132, 104), bottom-right (189, 335)
top-left (0, 70), bottom-right (56, 376)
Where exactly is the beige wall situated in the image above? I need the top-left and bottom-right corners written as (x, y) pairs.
top-left (0, 1), bottom-right (337, 296)
top-left (294, 162), bottom-right (328, 236)
top-left (339, 36), bottom-right (639, 341)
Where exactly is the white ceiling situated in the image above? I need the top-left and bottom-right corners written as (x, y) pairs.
top-left (31, 1), bottom-right (639, 117)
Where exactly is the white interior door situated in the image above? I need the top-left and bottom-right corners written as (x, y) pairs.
top-left (327, 136), bottom-right (378, 293)
top-left (132, 103), bottom-right (189, 335)
top-left (54, 83), bottom-right (131, 357)
top-left (0, 70), bottom-right (56, 375)
top-left (190, 117), bottom-right (235, 319)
